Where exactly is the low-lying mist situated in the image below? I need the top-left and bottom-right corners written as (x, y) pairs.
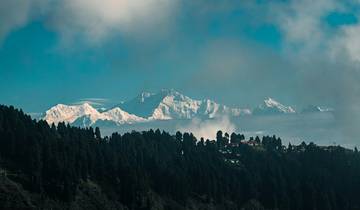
top-left (177, 116), bottom-right (235, 140)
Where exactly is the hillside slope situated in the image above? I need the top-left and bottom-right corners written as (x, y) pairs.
top-left (1, 104), bottom-right (360, 210)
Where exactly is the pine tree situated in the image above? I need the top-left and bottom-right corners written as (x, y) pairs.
top-left (95, 127), bottom-right (101, 139)
top-left (216, 130), bottom-right (223, 148)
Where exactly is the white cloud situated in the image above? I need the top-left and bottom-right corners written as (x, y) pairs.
top-left (266, 0), bottom-right (360, 65)
top-left (269, 0), bottom-right (338, 54)
top-left (177, 116), bottom-right (236, 140)
top-left (0, 0), bottom-right (178, 44)
top-left (72, 98), bottom-right (110, 107)
top-left (332, 23), bottom-right (360, 63)
top-left (50, 0), bottom-right (178, 43)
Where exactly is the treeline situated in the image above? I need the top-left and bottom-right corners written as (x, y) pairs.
top-left (1, 104), bottom-right (360, 210)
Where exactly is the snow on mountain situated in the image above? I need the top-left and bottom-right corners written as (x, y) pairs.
top-left (44, 91), bottom-right (306, 128)
top-left (44, 103), bottom-right (101, 125)
top-left (253, 97), bottom-right (296, 115)
top-left (71, 115), bottom-right (94, 127)
top-left (198, 99), bottom-right (250, 118)
top-left (44, 103), bottom-right (145, 126)
top-left (119, 89), bottom-right (250, 120)
top-left (102, 107), bottom-right (145, 124)
top-left (149, 89), bottom-right (202, 120)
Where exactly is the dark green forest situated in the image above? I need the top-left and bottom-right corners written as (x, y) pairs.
top-left (0, 104), bottom-right (360, 210)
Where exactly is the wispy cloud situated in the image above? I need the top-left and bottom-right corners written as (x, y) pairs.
top-left (268, 0), bottom-right (338, 54)
top-left (266, 0), bottom-right (360, 63)
top-left (72, 98), bottom-right (110, 107)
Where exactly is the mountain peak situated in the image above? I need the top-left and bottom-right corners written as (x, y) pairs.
top-left (254, 97), bottom-right (295, 115)
top-left (264, 97), bottom-right (282, 107)
top-left (119, 89), bottom-right (250, 120)
top-left (82, 102), bottom-right (93, 107)
top-left (44, 103), bottom-right (99, 125)
top-left (44, 102), bottom-right (144, 126)
top-left (79, 102), bottom-right (97, 111)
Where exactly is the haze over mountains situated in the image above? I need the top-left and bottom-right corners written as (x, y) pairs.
top-left (43, 89), bottom-right (331, 127)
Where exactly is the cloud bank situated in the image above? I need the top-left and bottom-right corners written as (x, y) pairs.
top-left (267, 0), bottom-right (360, 143)
top-left (179, 0), bottom-right (360, 143)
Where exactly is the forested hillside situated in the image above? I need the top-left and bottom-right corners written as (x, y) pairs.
top-left (0, 104), bottom-right (360, 210)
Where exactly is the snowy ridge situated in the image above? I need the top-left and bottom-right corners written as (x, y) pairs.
top-left (253, 97), bottom-right (295, 115)
top-left (43, 90), bottom-right (331, 127)
top-left (45, 103), bottom-right (100, 125)
top-left (44, 89), bottom-right (251, 126)
top-left (44, 103), bottom-right (145, 126)
top-left (148, 89), bottom-right (202, 120)
top-left (199, 99), bottom-right (250, 118)
top-left (122, 89), bottom-right (250, 120)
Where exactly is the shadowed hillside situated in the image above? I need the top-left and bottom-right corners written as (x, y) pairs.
top-left (0, 104), bottom-right (360, 210)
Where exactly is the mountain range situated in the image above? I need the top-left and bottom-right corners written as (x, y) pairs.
top-left (43, 89), bottom-right (331, 127)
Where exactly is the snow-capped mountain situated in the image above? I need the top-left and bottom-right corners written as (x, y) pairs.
top-left (43, 89), bottom-right (251, 127)
top-left (119, 89), bottom-right (250, 120)
top-left (253, 97), bottom-right (296, 115)
top-left (45, 103), bottom-right (100, 125)
top-left (197, 99), bottom-right (251, 118)
top-left (44, 91), bottom-right (329, 128)
top-left (39, 91), bottom-right (336, 142)
top-left (44, 103), bottom-right (145, 126)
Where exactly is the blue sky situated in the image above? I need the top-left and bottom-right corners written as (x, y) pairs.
top-left (1, 0), bottom-right (360, 121)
